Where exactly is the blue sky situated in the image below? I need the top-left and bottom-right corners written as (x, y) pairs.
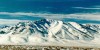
top-left (0, 0), bottom-right (100, 25)
top-left (0, 0), bottom-right (100, 12)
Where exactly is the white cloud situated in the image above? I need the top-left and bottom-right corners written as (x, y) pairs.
top-left (0, 12), bottom-right (34, 16)
top-left (73, 7), bottom-right (100, 10)
top-left (0, 19), bottom-right (27, 25)
top-left (0, 12), bottom-right (100, 21)
top-left (66, 13), bottom-right (100, 20)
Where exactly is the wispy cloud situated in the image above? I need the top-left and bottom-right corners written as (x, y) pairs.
top-left (67, 13), bottom-right (100, 19)
top-left (73, 7), bottom-right (100, 10)
top-left (0, 12), bottom-right (34, 16)
top-left (0, 12), bottom-right (100, 21)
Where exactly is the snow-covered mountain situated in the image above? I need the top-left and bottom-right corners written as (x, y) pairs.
top-left (0, 19), bottom-right (100, 45)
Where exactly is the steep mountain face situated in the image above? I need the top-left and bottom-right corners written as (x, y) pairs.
top-left (0, 19), bottom-right (100, 44)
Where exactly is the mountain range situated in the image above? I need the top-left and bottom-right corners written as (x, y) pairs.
top-left (0, 19), bottom-right (100, 46)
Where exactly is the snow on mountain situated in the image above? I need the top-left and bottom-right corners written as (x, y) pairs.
top-left (0, 19), bottom-right (100, 45)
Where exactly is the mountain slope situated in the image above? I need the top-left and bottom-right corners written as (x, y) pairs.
top-left (0, 19), bottom-right (100, 45)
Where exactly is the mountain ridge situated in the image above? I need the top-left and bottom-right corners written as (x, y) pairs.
top-left (0, 19), bottom-right (100, 45)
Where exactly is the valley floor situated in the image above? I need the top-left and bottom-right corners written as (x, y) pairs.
top-left (0, 45), bottom-right (100, 50)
